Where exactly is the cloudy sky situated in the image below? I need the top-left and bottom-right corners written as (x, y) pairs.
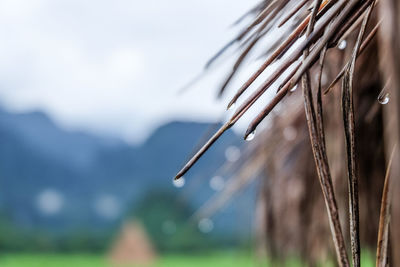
top-left (0, 0), bottom-right (279, 144)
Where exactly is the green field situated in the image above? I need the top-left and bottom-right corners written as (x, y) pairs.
top-left (0, 251), bottom-right (375, 267)
top-left (0, 252), bottom-right (256, 267)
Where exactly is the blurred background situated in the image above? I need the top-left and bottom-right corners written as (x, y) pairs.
top-left (0, 0), bottom-right (264, 266)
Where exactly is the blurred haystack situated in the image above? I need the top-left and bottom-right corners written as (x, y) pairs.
top-left (109, 221), bottom-right (156, 267)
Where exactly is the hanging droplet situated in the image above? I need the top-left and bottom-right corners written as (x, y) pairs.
top-left (162, 220), bottom-right (177, 235)
top-left (225, 146), bottom-right (241, 162)
top-left (321, 72), bottom-right (328, 86)
top-left (283, 126), bottom-right (297, 141)
top-left (172, 177), bottom-right (185, 188)
top-left (227, 102), bottom-right (236, 110)
top-left (198, 218), bottom-right (214, 233)
top-left (209, 176), bottom-right (225, 191)
top-left (338, 40), bottom-right (347, 50)
top-left (378, 92), bottom-right (390, 105)
top-left (245, 130), bottom-right (256, 141)
top-left (290, 84), bottom-right (298, 92)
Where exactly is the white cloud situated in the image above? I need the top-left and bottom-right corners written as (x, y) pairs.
top-left (0, 0), bottom-right (261, 143)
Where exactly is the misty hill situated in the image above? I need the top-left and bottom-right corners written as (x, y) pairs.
top-left (0, 108), bottom-right (256, 244)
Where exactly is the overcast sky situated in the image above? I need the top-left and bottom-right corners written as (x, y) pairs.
top-left (0, 0), bottom-right (279, 144)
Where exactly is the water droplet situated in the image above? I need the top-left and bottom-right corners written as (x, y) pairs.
top-left (338, 40), bottom-right (347, 50)
top-left (94, 194), bottom-right (121, 220)
top-left (378, 93), bottom-right (390, 105)
top-left (173, 177), bottom-right (185, 188)
top-left (290, 84), bottom-right (298, 92)
top-left (227, 102), bottom-right (236, 110)
top-left (245, 130), bottom-right (256, 141)
top-left (283, 126), bottom-right (297, 141)
top-left (209, 176), bottom-right (225, 191)
top-left (198, 218), bottom-right (214, 233)
top-left (314, 73), bottom-right (328, 86)
top-left (321, 73), bottom-right (328, 86)
top-left (162, 220), bottom-right (177, 235)
top-left (225, 146), bottom-right (241, 162)
top-left (36, 189), bottom-right (64, 216)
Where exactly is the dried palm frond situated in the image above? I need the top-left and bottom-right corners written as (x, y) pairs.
top-left (173, 0), bottom-right (399, 265)
top-left (342, 7), bottom-right (375, 266)
top-left (376, 145), bottom-right (396, 267)
top-left (175, 0), bottom-right (378, 180)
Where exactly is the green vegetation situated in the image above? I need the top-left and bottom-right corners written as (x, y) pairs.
top-left (0, 253), bottom-right (105, 267)
top-left (0, 251), bottom-right (375, 267)
top-left (130, 190), bottom-right (241, 252)
top-left (0, 252), bottom-right (258, 267)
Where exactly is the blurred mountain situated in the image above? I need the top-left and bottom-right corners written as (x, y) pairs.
top-left (0, 108), bottom-right (256, 244)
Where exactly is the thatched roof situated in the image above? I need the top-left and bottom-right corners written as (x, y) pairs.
top-left (173, 0), bottom-right (400, 266)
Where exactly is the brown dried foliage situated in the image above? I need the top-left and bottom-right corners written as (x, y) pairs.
top-left (174, 0), bottom-right (399, 265)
